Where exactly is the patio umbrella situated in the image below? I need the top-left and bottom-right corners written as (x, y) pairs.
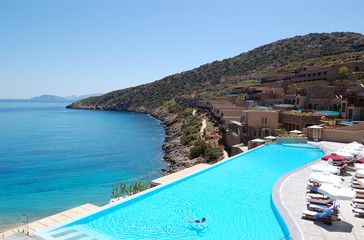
top-left (310, 164), bottom-right (339, 175)
top-left (356, 158), bottom-right (364, 164)
top-left (349, 141), bottom-right (364, 147)
top-left (321, 153), bottom-right (347, 161)
top-left (289, 130), bottom-right (302, 134)
top-left (318, 184), bottom-right (354, 201)
top-left (344, 145), bottom-right (364, 151)
top-left (340, 148), bottom-right (360, 156)
top-left (309, 172), bottom-right (343, 187)
top-left (264, 136), bottom-right (276, 140)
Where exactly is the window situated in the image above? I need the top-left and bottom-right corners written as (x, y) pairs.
top-left (262, 117), bottom-right (264, 124)
top-left (265, 117), bottom-right (267, 124)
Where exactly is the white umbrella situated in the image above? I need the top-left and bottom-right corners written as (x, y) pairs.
top-left (340, 148), bottom-right (360, 155)
top-left (318, 184), bottom-right (355, 200)
top-left (310, 172), bottom-right (343, 187)
top-left (289, 130), bottom-right (302, 134)
top-left (310, 164), bottom-right (339, 175)
top-left (345, 145), bottom-right (364, 151)
top-left (264, 136), bottom-right (277, 140)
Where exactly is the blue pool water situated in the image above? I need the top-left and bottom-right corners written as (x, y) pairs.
top-left (0, 100), bottom-right (166, 229)
top-left (314, 110), bottom-right (340, 116)
top-left (38, 143), bottom-right (323, 239)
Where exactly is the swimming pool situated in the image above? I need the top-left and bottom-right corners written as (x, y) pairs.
top-left (314, 110), bottom-right (340, 116)
top-left (36, 143), bottom-right (323, 239)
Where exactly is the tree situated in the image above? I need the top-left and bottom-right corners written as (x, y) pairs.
top-left (338, 67), bottom-right (349, 77)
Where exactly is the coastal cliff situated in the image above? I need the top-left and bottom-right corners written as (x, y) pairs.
top-left (66, 102), bottom-right (196, 173)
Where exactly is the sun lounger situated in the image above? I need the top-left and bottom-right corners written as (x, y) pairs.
top-left (328, 158), bottom-right (345, 166)
top-left (355, 193), bottom-right (364, 199)
top-left (355, 170), bottom-right (364, 178)
top-left (307, 197), bottom-right (334, 205)
top-left (353, 203), bottom-right (364, 209)
top-left (306, 193), bottom-right (329, 200)
top-left (308, 203), bottom-right (339, 215)
top-left (353, 198), bottom-right (364, 204)
top-left (354, 208), bottom-right (364, 217)
top-left (307, 182), bottom-right (321, 192)
top-left (351, 183), bottom-right (364, 190)
top-left (354, 164), bottom-right (364, 170)
top-left (357, 178), bottom-right (364, 187)
top-left (302, 204), bottom-right (340, 225)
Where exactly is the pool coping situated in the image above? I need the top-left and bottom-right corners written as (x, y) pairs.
top-left (272, 143), bottom-right (322, 240)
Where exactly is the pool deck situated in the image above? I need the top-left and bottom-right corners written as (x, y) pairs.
top-left (1, 203), bottom-right (99, 239)
top-left (278, 141), bottom-right (364, 240)
top-left (151, 163), bottom-right (210, 186)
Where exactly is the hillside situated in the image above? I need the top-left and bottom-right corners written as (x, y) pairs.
top-left (68, 32), bottom-right (364, 110)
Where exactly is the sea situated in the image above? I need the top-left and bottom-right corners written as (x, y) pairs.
top-left (0, 100), bottom-right (167, 231)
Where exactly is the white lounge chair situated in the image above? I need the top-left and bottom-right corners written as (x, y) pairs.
top-left (353, 203), bottom-right (364, 209)
top-left (353, 198), bottom-right (364, 204)
top-left (302, 204), bottom-right (340, 225)
top-left (307, 197), bottom-right (334, 205)
top-left (308, 203), bottom-right (339, 215)
top-left (355, 170), bottom-right (364, 178)
top-left (354, 208), bottom-right (364, 217)
top-left (307, 193), bottom-right (330, 200)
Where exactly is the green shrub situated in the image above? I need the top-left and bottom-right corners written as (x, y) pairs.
top-left (205, 146), bottom-right (223, 162)
top-left (111, 180), bottom-right (151, 199)
top-left (194, 140), bottom-right (208, 154)
top-left (190, 146), bottom-right (203, 158)
top-left (181, 134), bottom-right (197, 145)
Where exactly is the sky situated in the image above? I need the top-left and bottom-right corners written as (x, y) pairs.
top-left (1, 0), bottom-right (364, 99)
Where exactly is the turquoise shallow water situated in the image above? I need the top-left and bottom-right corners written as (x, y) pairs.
top-left (39, 143), bottom-right (323, 239)
top-left (0, 100), bottom-right (166, 229)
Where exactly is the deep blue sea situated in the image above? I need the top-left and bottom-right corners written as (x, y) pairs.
top-left (0, 100), bottom-right (166, 230)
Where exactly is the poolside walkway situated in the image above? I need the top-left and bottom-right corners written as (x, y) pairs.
top-left (1, 203), bottom-right (99, 239)
top-left (151, 163), bottom-right (210, 186)
top-left (279, 141), bottom-right (364, 240)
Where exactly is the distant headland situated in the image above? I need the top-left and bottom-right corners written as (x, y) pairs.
top-left (30, 93), bottom-right (103, 102)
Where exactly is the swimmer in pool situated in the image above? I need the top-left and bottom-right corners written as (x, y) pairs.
top-left (186, 217), bottom-right (207, 227)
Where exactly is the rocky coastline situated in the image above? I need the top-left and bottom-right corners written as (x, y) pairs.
top-left (66, 102), bottom-right (197, 174)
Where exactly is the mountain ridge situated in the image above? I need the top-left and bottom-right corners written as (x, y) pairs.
top-left (68, 32), bottom-right (364, 110)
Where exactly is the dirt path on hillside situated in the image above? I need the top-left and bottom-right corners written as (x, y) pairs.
top-left (200, 119), bottom-right (206, 133)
